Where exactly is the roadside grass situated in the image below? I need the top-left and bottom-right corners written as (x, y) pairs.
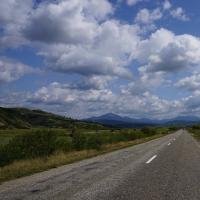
top-left (187, 125), bottom-right (200, 140)
top-left (0, 128), bottom-right (112, 147)
top-left (0, 133), bottom-right (165, 183)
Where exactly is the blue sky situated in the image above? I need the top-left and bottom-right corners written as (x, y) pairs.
top-left (1, 0), bottom-right (200, 119)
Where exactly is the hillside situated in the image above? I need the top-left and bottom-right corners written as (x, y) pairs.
top-left (0, 107), bottom-right (104, 129)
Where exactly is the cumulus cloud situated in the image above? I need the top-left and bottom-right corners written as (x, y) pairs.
top-left (0, 0), bottom-right (190, 79)
top-left (120, 70), bottom-right (165, 95)
top-left (134, 2), bottom-right (189, 34)
top-left (11, 0), bottom-right (139, 78)
top-left (163, 0), bottom-right (171, 10)
top-left (0, 0), bottom-right (32, 26)
top-left (135, 8), bottom-right (162, 25)
top-left (0, 92), bottom-right (30, 108)
top-left (0, 58), bottom-right (33, 84)
top-left (27, 81), bottom-right (182, 119)
top-left (162, 1), bottom-right (189, 22)
top-left (116, 92), bottom-right (182, 118)
top-left (182, 91), bottom-right (200, 114)
top-left (176, 74), bottom-right (200, 92)
top-left (170, 7), bottom-right (189, 21)
top-left (38, 19), bottom-right (139, 78)
top-left (29, 82), bottom-right (114, 106)
top-left (138, 28), bottom-right (200, 73)
top-left (70, 76), bottom-right (112, 90)
top-left (23, 0), bottom-right (113, 44)
top-left (0, 0), bottom-right (198, 118)
top-left (0, 0), bottom-right (33, 48)
top-left (126, 0), bottom-right (144, 6)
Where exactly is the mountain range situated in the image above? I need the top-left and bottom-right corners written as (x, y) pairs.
top-left (1, 107), bottom-right (199, 129)
top-left (85, 113), bottom-right (200, 128)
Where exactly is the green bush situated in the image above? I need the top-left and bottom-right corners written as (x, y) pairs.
top-left (191, 125), bottom-right (200, 130)
top-left (86, 135), bottom-right (102, 150)
top-left (72, 132), bottom-right (87, 150)
top-left (168, 127), bottom-right (178, 132)
top-left (141, 127), bottom-right (157, 136)
top-left (55, 137), bottom-right (72, 152)
top-left (0, 130), bottom-right (57, 167)
top-left (0, 127), bottom-right (170, 167)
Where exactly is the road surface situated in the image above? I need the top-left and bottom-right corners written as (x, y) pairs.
top-left (1, 129), bottom-right (200, 200)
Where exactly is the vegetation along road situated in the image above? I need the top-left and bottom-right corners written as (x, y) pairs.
top-left (1, 129), bottom-right (200, 200)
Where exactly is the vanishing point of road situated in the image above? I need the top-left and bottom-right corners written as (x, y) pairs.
top-left (1, 129), bottom-right (200, 200)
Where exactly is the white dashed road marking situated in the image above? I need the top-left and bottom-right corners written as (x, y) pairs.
top-left (146, 155), bottom-right (157, 164)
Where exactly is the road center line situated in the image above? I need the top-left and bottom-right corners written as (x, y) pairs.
top-left (146, 155), bottom-right (157, 164)
top-left (168, 142), bottom-right (171, 146)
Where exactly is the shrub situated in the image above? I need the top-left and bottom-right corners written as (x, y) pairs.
top-left (55, 137), bottom-right (72, 152)
top-left (86, 135), bottom-right (102, 150)
top-left (168, 127), bottom-right (178, 131)
top-left (0, 130), bottom-right (57, 167)
top-left (72, 132), bottom-right (87, 150)
top-left (191, 125), bottom-right (200, 130)
top-left (141, 127), bottom-right (157, 136)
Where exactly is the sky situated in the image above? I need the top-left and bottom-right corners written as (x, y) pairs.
top-left (1, 0), bottom-right (200, 119)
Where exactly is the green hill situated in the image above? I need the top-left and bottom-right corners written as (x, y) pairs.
top-left (0, 107), bottom-right (104, 129)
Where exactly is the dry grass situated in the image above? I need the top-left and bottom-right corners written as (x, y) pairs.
top-left (0, 134), bottom-right (163, 184)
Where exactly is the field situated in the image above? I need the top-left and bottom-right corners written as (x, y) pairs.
top-left (0, 127), bottom-right (178, 183)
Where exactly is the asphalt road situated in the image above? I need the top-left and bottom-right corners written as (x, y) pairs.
top-left (1, 129), bottom-right (200, 200)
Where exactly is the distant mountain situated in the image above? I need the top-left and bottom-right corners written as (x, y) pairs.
top-left (85, 113), bottom-right (156, 128)
top-left (164, 116), bottom-right (200, 126)
top-left (169, 116), bottom-right (200, 122)
top-left (85, 113), bottom-right (200, 128)
top-left (0, 107), bottom-right (105, 129)
top-left (88, 113), bottom-right (133, 122)
top-left (2, 107), bottom-right (198, 129)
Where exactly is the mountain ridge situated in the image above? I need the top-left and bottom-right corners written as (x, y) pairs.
top-left (85, 113), bottom-right (200, 127)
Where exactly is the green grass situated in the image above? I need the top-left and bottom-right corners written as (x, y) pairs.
top-left (0, 128), bottom-right (68, 147)
top-left (187, 125), bottom-right (200, 140)
top-left (0, 134), bottom-right (13, 146)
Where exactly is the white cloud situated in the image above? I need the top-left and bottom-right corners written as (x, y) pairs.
top-left (0, 58), bottom-right (33, 84)
top-left (176, 74), bottom-right (200, 92)
top-left (120, 71), bottom-right (165, 95)
top-left (182, 92), bottom-right (200, 114)
top-left (0, 0), bottom-right (33, 48)
top-left (23, 0), bottom-right (113, 44)
top-left (135, 8), bottom-right (162, 25)
top-left (27, 81), bottom-right (182, 119)
top-left (170, 7), bottom-right (189, 21)
top-left (30, 82), bottom-right (114, 105)
top-left (0, 0), bottom-right (199, 119)
top-left (116, 92), bottom-right (182, 118)
top-left (163, 0), bottom-right (171, 10)
top-left (162, 1), bottom-right (189, 22)
top-left (11, 0), bottom-right (139, 78)
top-left (71, 76), bottom-right (112, 90)
top-left (0, 92), bottom-right (30, 108)
top-left (127, 0), bottom-right (144, 6)
top-left (37, 19), bottom-right (140, 78)
top-left (138, 28), bottom-right (200, 73)
top-left (0, 0), bottom-right (32, 26)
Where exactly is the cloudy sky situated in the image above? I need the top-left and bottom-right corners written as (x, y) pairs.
top-left (0, 0), bottom-right (200, 119)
